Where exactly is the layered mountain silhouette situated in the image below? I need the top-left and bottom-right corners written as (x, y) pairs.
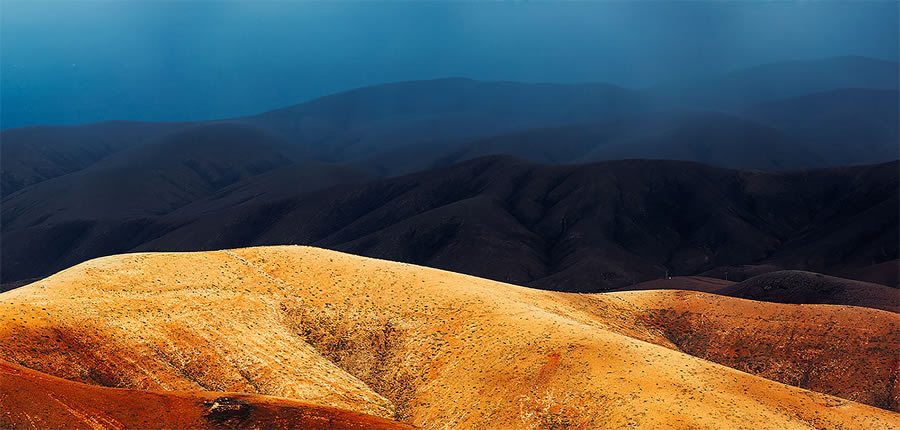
top-left (3, 156), bottom-right (896, 292)
top-left (3, 56), bottom-right (897, 194)
top-left (2, 57), bottom-right (897, 291)
top-left (650, 56), bottom-right (900, 108)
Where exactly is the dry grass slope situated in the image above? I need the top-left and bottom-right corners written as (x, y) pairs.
top-left (1, 246), bottom-right (898, 429)
top-left (0, 359), bottom-right (415, 429)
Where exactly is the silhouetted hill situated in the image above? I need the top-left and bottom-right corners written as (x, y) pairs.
top-left (354, 104), bottom-right (894, 175)
top-left (1, 123), bottom-right (314, 229)
top-left (745, 88), bottom-right (900, 165)
top-left (836, 259), bottom-right (899, 288)
top-left (717, 270), bottom-right (899, 313)
top-left (611, 276), bottom-right (735, 293)
top-left (0, 79), bottom-right (653, 196)
top-left (0, 121), bottom-right (191, 195)
top-left (3, 156), bottom-right (895, 292)
top-left (698, 264), bottom-right (782, 282)
top-left (171, 160), bottom-right (375, 216)
top-left (653, 56), bottom-right (899, 108)
top-left (3, 60), bottom-right (898, 197)
top-left (576, 112), bottom-right (815, 169)
top-left (135, 157), bottom-right (900, 292)
top-left (613, 270), bottom-right (898, 313)
top-left (244, 78), bottom-right (652, 160)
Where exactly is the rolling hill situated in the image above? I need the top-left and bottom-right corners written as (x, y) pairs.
top-left (716, 270), bottom-right (899, 313)
top-left (1, 246), bottom-right (897, 428)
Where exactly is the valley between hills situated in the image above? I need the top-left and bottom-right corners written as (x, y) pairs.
top-left (1, 246), bottom-right (898, 429)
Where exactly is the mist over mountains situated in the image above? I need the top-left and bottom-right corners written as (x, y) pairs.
top-left (3, 1), bottom-right (898, 128)
top-left (1, 56), bottom-right (898, 291)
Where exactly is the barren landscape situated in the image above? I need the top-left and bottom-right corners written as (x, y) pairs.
top-left (1, 246), bottom-right (897, 428)
top-left (0, 359), bottom-right (414, 430)
top-left (2, 4), bottom-right (898, 428)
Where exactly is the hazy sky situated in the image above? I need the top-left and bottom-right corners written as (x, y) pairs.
top-left (2, 1), bottom-right (898, 128)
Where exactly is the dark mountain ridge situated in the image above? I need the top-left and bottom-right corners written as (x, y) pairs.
top-left (2, 156), bottom-right (896, 293)
top-left (3, 56), bottom-right (897, 196)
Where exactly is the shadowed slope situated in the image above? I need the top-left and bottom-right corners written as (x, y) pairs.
top-left (1, 122), bottom-right (312, 229)
top-left (837, 259), bottom-right (900, 288)
top-left (611, 276), bottom-right (735, 293)
top-left (699, 264), bottom-right (782, 282)
top-left (744, 89), bottom-right (900, 166)
top-left (0, 359), bottom-right (415, 430)
top-left (1, 246), bottom-right (897, 428)
top-left (0, 121), bottom-right (192, 195)
top-left (717, 270), bottom-right (899, 313)
top-left (616, 270), bottom-right (899, 313)
top-left (139, 157), bottom-right (897, 292)
top-left (3, 157), bottom-right (896, 291)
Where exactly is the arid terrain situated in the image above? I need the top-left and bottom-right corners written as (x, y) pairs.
top-left (3, 5), bottom-right (899, 429)
top-left (1, 246), bottom-right (897, 428)
top-left (0, 359), bottom-right (414, 429)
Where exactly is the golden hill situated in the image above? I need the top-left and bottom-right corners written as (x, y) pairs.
top-left (1, 246), bottom-right (897, 429)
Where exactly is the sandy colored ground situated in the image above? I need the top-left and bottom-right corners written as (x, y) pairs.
top-left (0, 359), bottom-right (415, 429)
top-left (1, 246), bottom-right (898, 429)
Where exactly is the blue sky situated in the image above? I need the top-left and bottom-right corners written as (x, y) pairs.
top-left (2, 1), bottom-right (898, 128)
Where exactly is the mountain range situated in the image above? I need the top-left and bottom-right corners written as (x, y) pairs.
top-left (1, 56), bottom-right (898, 291)
top-left (2, 155), bottom-right (896, 292)
top-left (1, 55), bottom-right (899, 429)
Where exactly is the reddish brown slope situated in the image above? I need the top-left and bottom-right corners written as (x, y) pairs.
top-left (0, 359), bottom-right (414, 430)
top-left (619, 290), bottom-right (900, 410)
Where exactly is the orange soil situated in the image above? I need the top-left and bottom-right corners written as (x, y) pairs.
top-left (615, 290), bottom-right (900, 410)
top-left (1, 246), bottom-right (898, 429)
top-left (0, 359), bottom-right (414, 429)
